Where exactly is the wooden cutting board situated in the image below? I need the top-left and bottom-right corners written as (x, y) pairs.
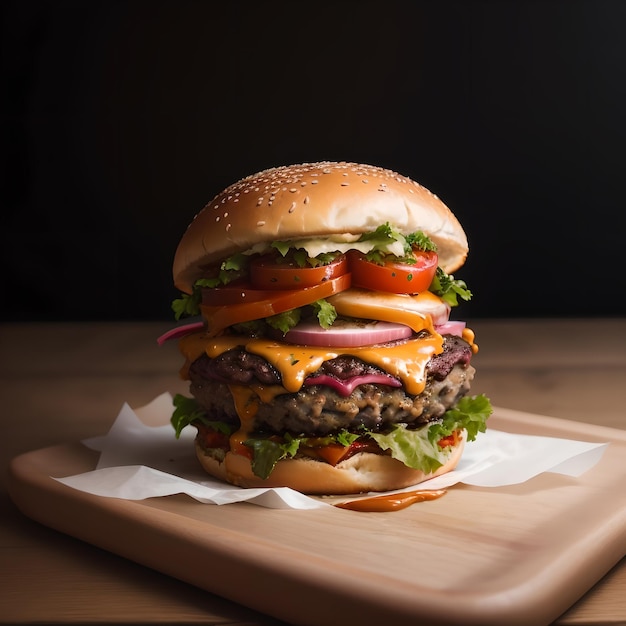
top-left (8, 407), bottom-right (626, 626)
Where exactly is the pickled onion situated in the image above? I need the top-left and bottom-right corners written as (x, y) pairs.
top-left (304, 373), bottom-right (402, 396)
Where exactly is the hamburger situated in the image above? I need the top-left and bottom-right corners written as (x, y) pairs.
top-left (161, 161), bottom-right (492, 495)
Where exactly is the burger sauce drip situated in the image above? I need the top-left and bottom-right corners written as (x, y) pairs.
top-left (335, 488), bottom-right (447, 512)
top-left (462, 327), bottom-right (479, 354)
top-left (227, 385), bottom-right (260, 457)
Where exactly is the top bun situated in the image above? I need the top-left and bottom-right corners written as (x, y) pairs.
top-left (173, 162), bottom-right (468, 293)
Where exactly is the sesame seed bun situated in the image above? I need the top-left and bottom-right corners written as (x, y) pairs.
top-left (173, 161), bottom-right (468, 294)
top-left (194, 431), bottom-right (466, 495)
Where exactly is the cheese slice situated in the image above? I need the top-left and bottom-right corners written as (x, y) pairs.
top-left (327, 289), bottom-right (451, 328)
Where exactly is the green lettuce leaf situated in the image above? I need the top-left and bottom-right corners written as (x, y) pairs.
top-left (245, 438), bottom-right (295, 480)
top-left (369, 422), bottom-right (449, 474)
top-left (429, 267), bottom-right (472, 307)
top-left (369, 394), bottom-right (492, 473)
top-left (172, 291), bottom-right (202, 321)
top-left (358, 223), bottom-right (436, 264)
top-left (170, 394), bottom-right (234, 439)
top-left (265, 308), bottom-right (302, 333)
top-left (311, 299), bottom-right (337, 329)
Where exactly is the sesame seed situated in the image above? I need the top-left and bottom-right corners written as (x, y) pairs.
top-left (289, 202), bottom-right (296, 212)
top-left (341, 182), bottom-right (349, 186)
top-left (257, 220), bottom-right (266, 227)
top-left (256, 198), bottom-right (264, 206)
top-left (304, 196), bottom-right (310, 204)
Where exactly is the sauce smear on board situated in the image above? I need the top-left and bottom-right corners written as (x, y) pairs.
top-left (335, 489), bottom-right (447, 512)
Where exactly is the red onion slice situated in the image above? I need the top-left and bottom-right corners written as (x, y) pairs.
top-left (283, 320), bottom-right (413, 347)
top-left (156, 320), bottom-right (205, 345)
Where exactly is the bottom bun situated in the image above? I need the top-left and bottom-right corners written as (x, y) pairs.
top-left (194, 432), bottom-right (466, 495)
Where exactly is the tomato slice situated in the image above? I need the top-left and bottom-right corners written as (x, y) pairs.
top-left (309, 443), bottom-right (350, 466)
top-left (201, 273), bottom-right (352, 336)
top-left (302, 439), bottom-right (382, 466)
top-left (196, 423), bottom-right (230, 451)
top-left (250, 254), bottom-right (348, 290)
top-left (349, 250), bottom-right (438, 294)
top-left (437, 429), bottom-right (461, 449)
top-left (201, 281), bottom-right (282, 307)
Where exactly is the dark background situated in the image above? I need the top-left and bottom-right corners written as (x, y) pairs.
top-left (2, 0), bottom-right (625, 322)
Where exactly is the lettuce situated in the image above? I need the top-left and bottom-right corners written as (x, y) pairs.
top-left (370, 394), bottom-right (492, 473)
top-left (245, 436), bottom-right (301, 480)
top-left (311, 299), bottom-right (337, 329)
top-left (429, 267), bottom-right (472, 307)
top-left (369, 423), bottom-right (449, 474)
top-left (265, 308), bottom-right (302, 334)
top-left (358, 223), bottom-right (436, 264)
top-left (171, 394), bottom-right (234, 439)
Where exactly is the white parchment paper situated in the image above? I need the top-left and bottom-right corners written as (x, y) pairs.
top-left (53, 393), bottom-right (608, 509)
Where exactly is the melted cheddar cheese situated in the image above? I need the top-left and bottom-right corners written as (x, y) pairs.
top-left (227, 384), bottom-right (260, 456)
top-left (179, 331), bottom-right (446, 396)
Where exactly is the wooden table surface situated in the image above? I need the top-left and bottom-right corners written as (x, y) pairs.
top-left (1, 319), bottom-right (625, 625)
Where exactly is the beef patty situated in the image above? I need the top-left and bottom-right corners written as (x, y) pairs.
top-left (188, 335), bottom-right (474, 437)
